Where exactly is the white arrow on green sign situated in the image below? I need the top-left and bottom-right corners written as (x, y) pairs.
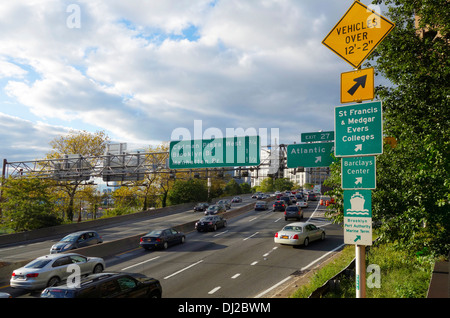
top-left (334, 101), bottom-right (383, 157)
top-left (342, 156), bottom-right (376, 189)
top-left (287, 143), bottom-right (337, 168)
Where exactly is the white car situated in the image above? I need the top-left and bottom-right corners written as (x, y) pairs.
top-left (274, 222), bottom-right (325, 247)
top-left (296, 200), bottom-right (308, 208)
top-left (10, 253), bottom-right (105, 290)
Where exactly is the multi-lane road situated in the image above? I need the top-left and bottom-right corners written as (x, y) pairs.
top-left (0, 195), bottom-right (344, 298)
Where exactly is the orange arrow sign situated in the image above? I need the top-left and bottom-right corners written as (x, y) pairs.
top-left (341, 67), bottom-right (374, 103)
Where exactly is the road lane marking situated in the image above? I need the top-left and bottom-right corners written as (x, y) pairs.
top-left (274, 217), bottom-right (282, 222)
top-left (254, 243), bottom-right (346, 298)
top-left (213, 230), bottom-right (228, 237)
top-left (231, 273), bottom-right (241, 279)
top-left (263, 246), bottom-right (278, 257)
top-left (249, 217), bottom-right (258, 222)
top-left (121, 256), bottom-right (160, 271)
top-left (250, 261), bottom-right (258, 266)
top-left (164, 260), bottom-right (204, 280)
top-left (208, 286), bottom-right (221, 294)
top-left (243, 232), bottom-right (259, 241)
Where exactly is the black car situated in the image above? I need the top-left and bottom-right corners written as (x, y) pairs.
top-left (284, 206), bottom-right (304, 221)
top-left (140, 228), bottom-right (185, 250)
top-left (280, 196), bottom-right (292, 206)
top-left (40, 272), bottom-right (162, 298)
top-left (195, 215), bottom-right (227, 232)
top-left (194, 202), bottom-right (209, 212)
top-left (50, 230), bottom-right (103, 254)
top-left (273, 200), bottom-right (286, 212)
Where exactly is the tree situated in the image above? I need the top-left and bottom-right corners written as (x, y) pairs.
top-left (0, 178), bottom-right (62, 231)
top-left (46, 130), bottom-right (109, 222)
top-left (224, 179), bottom-right (242, 196)
top-left (167, 179), bottom-right (208, 205)
top-left (358, 0), bottom-right (449, 255)
top-left (257, 177), bottom-right (274, 193)
top-left (273, 178), bottom-right (294, 192)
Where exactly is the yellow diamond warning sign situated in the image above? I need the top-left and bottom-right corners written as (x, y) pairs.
top-left (322, 1), bottom-right (395, 69)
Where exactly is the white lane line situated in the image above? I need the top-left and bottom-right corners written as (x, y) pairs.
top-left (164, 260), bottom-right (204, 280)
top-left (250, 261), bottom-right (258, 266)
top-left (231, 273), bottom-right (241, 279)
top-left (213, 230), bottom-right (228, 237)
top-left (274, 217), bottom-right (282, 222)
top-left (249, 217), bottom-right (258, 222)
top-left (263, 246), bottom-right (278, 257)
top-left (121, 256), bottom-right (160, 271)
top-left (208, 286), bottom-right (221, 294)
top-left (306, 195), bottom-right (323, 222)
top-left (254, 243), bottom-right (346, 298)
top-left (243, 232), bottom-right (259, 241)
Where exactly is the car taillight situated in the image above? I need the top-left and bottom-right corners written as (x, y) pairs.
top-left (26, 273), bottom-right (39, 278)
top-left (156, 238), bottom-right (161, 242)
top-left (292, 234), bottom-right (299, 239)
top-left (140, 237), bottom-right (143, 242)
top-left (274, 233), bottom-right (278, 238)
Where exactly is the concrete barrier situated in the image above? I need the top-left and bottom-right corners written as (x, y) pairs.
top-left (0, 197), bottom-right (273, 286)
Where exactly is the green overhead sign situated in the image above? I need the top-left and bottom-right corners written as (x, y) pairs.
top-left (287, 143), bottom-right (337, 168)
top-left (301, 131), bottom-right (334, 143)
top-left (334, 101), bottom-right (383, 157)
top-left (169, 136), bottom-right (260, 169)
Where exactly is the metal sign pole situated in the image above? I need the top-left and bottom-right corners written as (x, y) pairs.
top-left (355, 244), bottom-right (366, 298)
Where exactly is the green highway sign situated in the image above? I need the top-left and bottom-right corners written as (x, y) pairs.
top-left (334, 101), bottom-right (383, 157)
top-left (344, 190), bottom-right (372, 245)
top-left (301, 131), bottom-right (334, 143)
top-left (287, 143), bottom-right (337, 168)
top-left (342, 156), bottom-right (376, 189)
top-left (169, 136), bottom-right (260, 169)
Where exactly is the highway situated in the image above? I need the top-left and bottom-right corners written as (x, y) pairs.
top-left (0, 195), bottom-right (344, 298)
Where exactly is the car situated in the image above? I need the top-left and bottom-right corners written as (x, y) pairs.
top-left (255, 200), bottom-right (268, 210)
top-left (50, 230), bottom-right (103, 254)
top-left (194, 202), bottom-right (209, 212)
top-left (231, 196), bottom-right (242, 203)
top-left (204, 204), bottom-right (225, 215)
top-left (280, 196), bottom-right (292, 206)
top-left (217, 200), bottom-right (231, 209)
top-left (252, 192), bottom-right (262, 199)
top-left (307, 193), bottom-right (317, 201)
top-left (10, 253), bottom-right (105, 290)
top-left (140, 228), bottom-right (185, 250)
top-left (195, 215), bottom-right (227, 232)
top-left (289, 195), bottom-right (297, 203)
top-left (274, 222), bottom-right (325, 247)
top-left (296, 199), bottom-right (308, 208)
top-left (40, 272), bottom-right (162, 298)
top-left (284, 205), bottom-right (303, 221)
top-left (273, 200), bottom-right (286, 212)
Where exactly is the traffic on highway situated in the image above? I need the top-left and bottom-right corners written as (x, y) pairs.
top-left (0, 192), bottom-right (344, 298)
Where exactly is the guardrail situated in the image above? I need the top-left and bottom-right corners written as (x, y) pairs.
top-left (0, 197), bottom-right (272, 286)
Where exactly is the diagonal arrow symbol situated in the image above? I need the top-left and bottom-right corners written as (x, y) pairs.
top-left (347, 75), bottom-right (367, 96)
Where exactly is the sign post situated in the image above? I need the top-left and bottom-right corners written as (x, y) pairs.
top-left (322, 0), bottom-right (394, 298)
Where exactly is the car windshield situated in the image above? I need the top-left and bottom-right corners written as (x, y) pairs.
top-left (60, 234), bottom-right (79, 242)
top-left (25, 259), bottom-right (52, 269)
top-left (41, 289), bottom-right (77, 298)
top-left (200, 217), bottom-right (214, 221)
top-left (208, 206), bottom-right (218, 210)
top-left (283, 226), bottom-right (302, 232)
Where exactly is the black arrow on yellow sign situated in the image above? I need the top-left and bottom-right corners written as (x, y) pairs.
top-left (347, 75), bottom-right (367, 96)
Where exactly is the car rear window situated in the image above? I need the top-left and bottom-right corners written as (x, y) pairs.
top-left (25, 259), bottom-right (52, 269)
top-left (41, 289), bottom-right (77, 298)
top-left (286, 207), bottom-right (298, 211)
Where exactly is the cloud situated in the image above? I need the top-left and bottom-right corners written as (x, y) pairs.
top-left (0, 0), bottom-right (352, 166)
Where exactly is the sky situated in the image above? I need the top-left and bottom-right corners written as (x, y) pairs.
top-left (0, 0), bottom-right (391, 169)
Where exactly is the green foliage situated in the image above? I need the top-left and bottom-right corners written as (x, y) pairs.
top-left (273, 178), bottom-right (294, 191)
top-left (324, 0), bottom-right (449, 256)
top-left (167, 178), bottom-right (209, 205)
top-left (0, 178), bottom-right (62, 231)
top-left (224, 179), bottom-right (242, 196)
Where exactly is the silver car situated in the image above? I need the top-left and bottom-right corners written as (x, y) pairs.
top-left (274, 222), bottom-right (325, 247)
top-left (50, 230), bottom-right (103, 254)
top-left (10, 253), bottom-right (105, 290)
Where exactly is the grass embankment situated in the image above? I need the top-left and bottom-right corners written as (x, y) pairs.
top-left (291, 243), bottom-right (435, 298)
